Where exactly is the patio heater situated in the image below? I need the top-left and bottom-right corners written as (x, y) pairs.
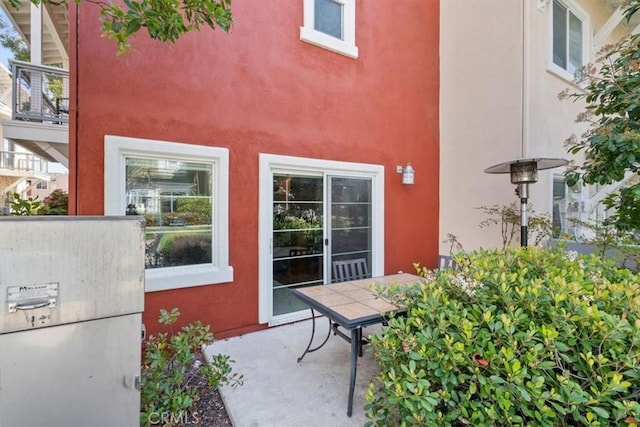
top-left (484, 158), bottom-right (568, 247)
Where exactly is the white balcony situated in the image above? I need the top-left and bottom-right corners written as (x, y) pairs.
top-left (0, 149), bottom-right (50, 208)
top-left (1, 61), bottom-right (69, 167)
top-left (0, 0), bottom-right (69, 167)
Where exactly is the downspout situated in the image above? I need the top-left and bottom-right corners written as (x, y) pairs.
top-left (75, 6), bottom-right (79, 215)
top-left (520, 1), bottom-right (530, 246)
top-left (68, 1), bottom-right (79, 214)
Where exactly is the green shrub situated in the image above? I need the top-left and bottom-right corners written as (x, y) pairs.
top-left (9, 192), bottom-right (47, 215)
top-left (159, 212), bottom-right (206, 226)
top-left (366, 247), bottom-right (640, 426)
top-left (162, 212), bottom-right (183, 226)
top-left (159, 233), bottom-right (211, 266)
top-left (10, 190), bottom-right (68, 216)
top-left (176, 197), bottom-right (211, 225)
top-left (140, 308), bottom-right (242, 426)
top-left (42, 189), bottom-right (68, 215)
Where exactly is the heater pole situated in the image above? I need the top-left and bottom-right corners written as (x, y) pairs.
top-left (519, 183), bottom-right (528, 247)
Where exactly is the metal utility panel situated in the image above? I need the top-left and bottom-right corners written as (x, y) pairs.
top-left (0, 315), bottom-right (142, 426)
top-left (0, 216), bottom-right (145, 427)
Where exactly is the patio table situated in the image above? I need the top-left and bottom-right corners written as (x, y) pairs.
top-left (290, 273), bottom-right (422, 416)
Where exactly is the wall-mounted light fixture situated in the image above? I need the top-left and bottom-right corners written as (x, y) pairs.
top-left (485, 157), bottom-right (567, 247)
top-left (396, 163), bottom-right (415, 185)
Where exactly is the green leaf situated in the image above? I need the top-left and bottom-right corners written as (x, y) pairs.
top-left (589, 406), bottom-right (610, 419)
top-left (490, 375), bottom-right (505, 384)
top-left (515, 386), bottom-right (531, 402)
top-left (126, 18), bottom-right (142, 34)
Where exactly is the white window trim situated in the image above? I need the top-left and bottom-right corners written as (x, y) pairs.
top-left (104, 135), bottom-right (233, 292)
top-left (300, 0), bottom-right (358, 59)
top-left (258, 153), bottom-right (384, 325)
top-left (547, 0), bottom-right (590, 83)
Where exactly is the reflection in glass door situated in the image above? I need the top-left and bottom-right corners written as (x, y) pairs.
top-left (329, 177), bottom-right (372, 281)
top-left (271, 174), bottom-right (373, 317)
top-left (272, 174), bottom-right (324, 316)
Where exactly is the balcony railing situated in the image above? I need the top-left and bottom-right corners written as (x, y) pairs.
top-left (0, 150), bottom-right (48, 174)
top-left (11, 60), bottom-right (69, 124)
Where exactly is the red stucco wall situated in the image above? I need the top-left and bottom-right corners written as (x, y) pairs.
top-left (71, 0), bottom-right (440, 337)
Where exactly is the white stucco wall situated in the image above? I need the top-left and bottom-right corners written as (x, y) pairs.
top-left (525, 0), bottom-right (627, 225)
top-left (440, 0), bottom-right (524, 252)
top-left (440, 0), bottom-right (629, 253)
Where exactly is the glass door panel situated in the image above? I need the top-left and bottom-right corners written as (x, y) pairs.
top-left (272, 174), bottom-right (324, 316)
top-left (329, 177), bottom-right (372, 282)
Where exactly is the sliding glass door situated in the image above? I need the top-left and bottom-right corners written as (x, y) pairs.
top-left (270, 174), bottom-right (373, 318)
top-left (259, 154), bottom-right (384, 326)
top-left (272, 174), bottom-right (324, 316)
top-left (329, 177), bottom-right (372, 274)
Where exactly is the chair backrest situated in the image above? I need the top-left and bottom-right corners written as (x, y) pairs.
top-left (332, 258), bottom-right (369, 283)
top-left (438, 255), bottom-right (457, 270)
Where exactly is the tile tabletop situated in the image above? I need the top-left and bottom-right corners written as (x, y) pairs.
top-left (292, 273), bottom-right (422, 326)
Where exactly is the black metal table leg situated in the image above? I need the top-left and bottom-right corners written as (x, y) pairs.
top-left (347, 328), bottom-right (358, 417)
top-left (297, 308), bottom-right (332, 363)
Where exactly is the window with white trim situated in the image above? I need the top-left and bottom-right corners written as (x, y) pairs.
top-left (300, 0), bottom-right (358, 58)
top-left (104, 135), bottom-right (233, 292)
top-left (551, 0), bottom-right (588, 79)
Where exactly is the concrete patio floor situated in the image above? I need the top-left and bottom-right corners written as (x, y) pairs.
top-left (204, 319), bottom-right (382, 427)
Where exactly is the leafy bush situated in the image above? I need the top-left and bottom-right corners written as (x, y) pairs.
top-left (159, 233), bottom-right (212, 266)
top-left (366, 247), bottom-right (640, 426)
top-left (560, 1), bottom-right (640, 232)
top-left (273, 213), bottom-right (322, 249)
top-left (176, 197), bottom-right (211, 225)
top-left (178, 212), bottom-right (207, 226)
top-left (9, 192), bottom-right (46, 215)
top-left (43, 189), bottom-right (68, 215)
top-left (140, 308), bottom-right (242, 426)
top-left (556, 218), bottom-right (640, 272)
top-left (10, 190), bottom-right (68, 215)
top-left (273, 214), bottom-right (321, 231)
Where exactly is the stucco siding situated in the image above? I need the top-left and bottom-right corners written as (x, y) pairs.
top-left (71, 0), bottom-right (440, 336)
top-left (441, 0), bottom-right (631, 252)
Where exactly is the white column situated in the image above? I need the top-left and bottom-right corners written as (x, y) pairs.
top-left (521, 1), bottom-right (530, 158)
top-left (30, 2), bottom-right (43, 65)
top-left (29, 2), bottom-right (43, 116)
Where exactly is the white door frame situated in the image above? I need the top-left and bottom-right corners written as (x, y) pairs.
top-left (258, 153), bottom-right (385, 326)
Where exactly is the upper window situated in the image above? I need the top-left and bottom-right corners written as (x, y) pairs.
top-left (300, 0), bottom-right (358, 58)
top-left (551, 0), bottom-right (587, 79)
top-left (104, 135), bottom-right (233, 292)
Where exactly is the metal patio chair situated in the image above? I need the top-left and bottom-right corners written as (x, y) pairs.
top-left (332, 258), bottom-right (369, 283)
top-left (437, 255), bottom-right (458, 271)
